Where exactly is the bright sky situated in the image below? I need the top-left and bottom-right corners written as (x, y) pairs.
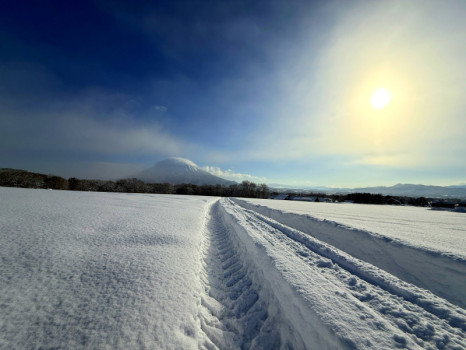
top-left (1, 0), bottom-right (465, 187)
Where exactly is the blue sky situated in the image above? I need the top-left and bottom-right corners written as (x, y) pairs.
top-left (1, 0), bottom-right (465, 187)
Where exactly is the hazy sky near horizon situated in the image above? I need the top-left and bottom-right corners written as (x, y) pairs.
top-left (1, 0), bottom-right (465, 187)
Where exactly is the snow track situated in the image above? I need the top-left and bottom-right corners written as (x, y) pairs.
top-left (198, 201), bottom-right (307, 349)
top-left (202, 198), bottom-right (466, 349)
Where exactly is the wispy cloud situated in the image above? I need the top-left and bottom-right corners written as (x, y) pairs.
top-left (153, 105), bottom-right (168, 112)
top-left (0, 82), bottom-right (201, 177)
top-left (202, 165), bottom-right (267, 183)
top-left (1, 107), bottom-right (190, 157)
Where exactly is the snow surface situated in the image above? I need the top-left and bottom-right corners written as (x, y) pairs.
top-left (1, 187), bottom-right (465, 349)
top-left (0, 187), bottom-right (216, 349)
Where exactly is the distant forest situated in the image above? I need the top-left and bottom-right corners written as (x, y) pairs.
top-left (0, 168), bottom-right (270, 199)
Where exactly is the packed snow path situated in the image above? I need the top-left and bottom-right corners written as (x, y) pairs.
top-left (1, 188), bottom-right (465, 349)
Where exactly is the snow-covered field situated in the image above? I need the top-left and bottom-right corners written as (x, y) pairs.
top-left (0, 188), bottom-right (216, 349)
top-left (237, 199), bottom-right (466, 259)
top-left (1, 187), bottom-right (465, 349)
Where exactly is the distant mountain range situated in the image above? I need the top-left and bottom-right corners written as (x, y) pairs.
top-left (349, 184), bottom-right (466, 199)
top-left (136, 157), bottom-right (235, 186)
top-left (271, 183), bottom-right (466, 199)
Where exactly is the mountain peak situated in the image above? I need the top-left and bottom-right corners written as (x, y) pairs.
top-left (155, 157), bottom-right (199, 173)
top-left (136, 158), bottom-right (235, 186)
top-left (161, 157), bottom-right (198, 168)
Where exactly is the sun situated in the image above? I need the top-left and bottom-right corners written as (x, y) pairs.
top-left (370, 88), bottom-right (391, 109)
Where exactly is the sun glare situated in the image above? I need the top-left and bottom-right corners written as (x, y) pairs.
top-left (370, 88), bottom-right (391, 109)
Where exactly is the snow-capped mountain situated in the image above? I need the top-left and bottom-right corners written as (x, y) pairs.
top-left (136, 157), bottom-right (235, 185)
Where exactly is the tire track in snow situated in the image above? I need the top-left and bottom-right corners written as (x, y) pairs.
top-left (223, 199), bottom-right (466, 349)
top-left (198, 200), bottom-right (304, 349)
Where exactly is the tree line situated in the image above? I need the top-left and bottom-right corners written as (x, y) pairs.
top-left (4, 168), bottom-right (460, 205)
top-left (0, 168), bottom-right (270, 199)
top-left (282, 191), bottom-right (431, 206)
